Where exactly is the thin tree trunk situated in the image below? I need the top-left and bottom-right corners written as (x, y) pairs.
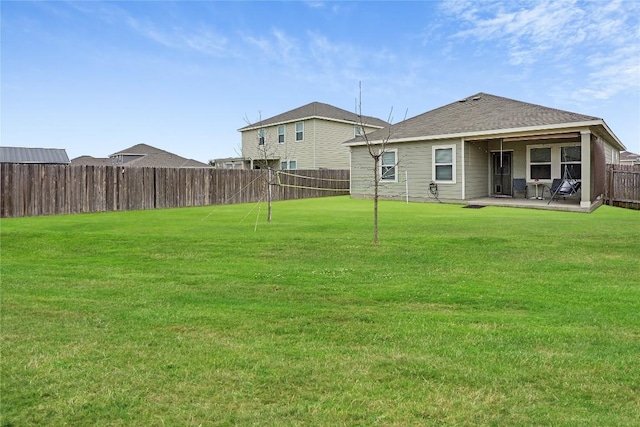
top-left (373, 157), bottom-right (379, 246)
top-left (267, 168), bottom-right (272, 222)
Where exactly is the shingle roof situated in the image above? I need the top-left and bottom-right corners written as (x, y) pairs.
top-left (71, 156), bottom-right (113, 166)
top-left (239, 101), bottom-right (388, 131)
top-left (620, 151), bottom-right (640, 162)
top-left (0, 147), bottom-right (70, 164)
top-left (350, 93), bottom-right (601, 143)
top-left (110, 143), bottom-right (211, 168)
top-left (72, 144), bottom-right (210, 168)
top-left (110, 143), bottom-right (170, 156)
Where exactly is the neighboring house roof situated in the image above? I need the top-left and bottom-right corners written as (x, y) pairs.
top-left (620, 151), bottom-right (640, 164)
top-left (73, 143), bottom-right (211, 168)
top-left (71, 156), bottom-right (113, 166)
top-left (0, 147), bottom-right (70, 164)
top-left (345, 92), bottom-right (624, 150)
top-left (109, 143), bottom-right (211, 168)
top-left (238, 101), bottom-right (388, 131)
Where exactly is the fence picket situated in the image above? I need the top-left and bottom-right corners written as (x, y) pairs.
top-left (604, 164), bottom-right (640, 210)
top-left (0, 165), bottom-right (350, 218)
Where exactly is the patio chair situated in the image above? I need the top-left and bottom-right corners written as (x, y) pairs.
top-left (512, 178), bottom-right (527, 198)
top-left (547, 178), bottom-right (581, 204)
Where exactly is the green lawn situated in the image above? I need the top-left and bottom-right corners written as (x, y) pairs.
top-left (1, 197), bottom-right (639, 426)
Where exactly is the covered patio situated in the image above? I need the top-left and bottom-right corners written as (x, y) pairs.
top-left (467, 126), bottom-right (614, 213)
top-left (465, 195), bottom-right (598, 213)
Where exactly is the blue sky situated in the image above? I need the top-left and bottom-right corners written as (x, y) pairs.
top-left (2, 0), bottom-right (639, 162)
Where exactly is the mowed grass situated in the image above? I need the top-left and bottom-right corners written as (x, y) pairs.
top-left (1, 196), bottom-right (639, 426)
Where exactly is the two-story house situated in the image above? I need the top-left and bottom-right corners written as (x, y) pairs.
top-left (235, 102), bottom-right (387, 170)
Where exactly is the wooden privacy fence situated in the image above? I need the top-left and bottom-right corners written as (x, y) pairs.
top-left (0, 164), bottom-right (350, 218)
top-left (604, 164), bottom-right (640, 210)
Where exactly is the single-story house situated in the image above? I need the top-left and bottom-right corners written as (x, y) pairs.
top-left (345, 93), bottom-right (625, 211)
top-left (71, 143), bottom-right (211, 168)
top-left (1, 147), bottom-right (70, 164)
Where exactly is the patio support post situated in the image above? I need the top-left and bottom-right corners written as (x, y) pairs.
top-left (580, 130), bottom-right (591, 208)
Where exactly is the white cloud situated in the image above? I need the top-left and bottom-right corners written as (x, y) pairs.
top-left (124, 16), bottom-right (229, 56)
top-left (241, 28), bottom-right (303, 70)
top-left (305, 2), bottom-right (325, 9)
top-left (70, 2), bottom-right (230, 56)
top-left (272, 29), bottom-right (299, 59)
top-left (440, 0), bottom-right (640, 100)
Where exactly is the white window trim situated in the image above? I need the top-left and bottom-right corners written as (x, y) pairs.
top-left (278, 125), bottom-right (286, 144)
top-left (432, 144), bottom-right (456, 183)
top-left (560, 145), bottom-right (581, 180)
top-left (258, 129), bottom-right (265, 146)
top-left (380, 149), bottom-right (398, 182)
top-left (526, 145), bottom-right (552, 182)
top-left (295, 122), bottom-right (304, 142)
top-left (354, 125), bottom-right (363, 137)
top-left (280, 159), bottom-right (297, 170)
top-left (526, 143), bottom-right (582, 183)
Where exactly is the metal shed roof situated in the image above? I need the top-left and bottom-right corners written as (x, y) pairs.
top-left (0, 147), bottom-right (70, 164)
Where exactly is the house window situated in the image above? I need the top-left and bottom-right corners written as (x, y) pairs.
top-left (529, 147), bottom-right (551, 180)
top-left (258, 129), bottom-right (265, 146)
top-left (354, 125), bottom-right (363, 137)
top-left (380, 150), bottom-right (397, 181)
top-left (295, 122), bottom-right (304, 141)
top-left (278, 125), bottom-right (285, 143)
top-left (561, 146), bottom-right (581, 179)
top-left (280, 160), bottom-right (297, 170)
top-left (433, 145), bottom-right (456, 182)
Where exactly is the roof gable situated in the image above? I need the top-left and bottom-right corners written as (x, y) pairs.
top-left (70, 156), bottom-right (113, 166)
top-left (109, 143), bottom-right (170, 156)
top-left (109, 144), bottom-right (211, 168)
top-left (356, 93), bottom-right (601, 142)
top-left (239, 101), bottom-right (387, 131)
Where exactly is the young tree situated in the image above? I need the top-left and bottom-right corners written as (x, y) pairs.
top-left (356, 83), bottom-right (394, 246)
top-left (243, 112), bottom-right (297, 223)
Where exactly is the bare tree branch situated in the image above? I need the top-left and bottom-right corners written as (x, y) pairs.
top-left (356, 81), bottom-right (394, 246)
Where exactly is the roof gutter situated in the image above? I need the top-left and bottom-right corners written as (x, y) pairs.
top-left (239, 116), bottom-right (386, 132)
top-left (343, 120), bottom-right (626, 151)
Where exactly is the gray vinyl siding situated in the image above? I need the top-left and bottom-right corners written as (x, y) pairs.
top-left (464, 140), bottom-right (489, 199)
top-left (312, 120), bottom-right (381, 169)
top-left (297, 119), bottom-right (352, 169)
top-left (600, 137), bottom-right (619, 164)
top-left (350, 139), bottom-right (464, 202)
top-left (242, 119), bottom-right (380, 169)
